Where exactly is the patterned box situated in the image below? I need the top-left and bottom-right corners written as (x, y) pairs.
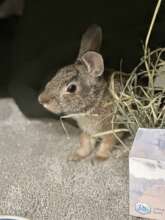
top-left (129, 128), bottom-right (165, 219)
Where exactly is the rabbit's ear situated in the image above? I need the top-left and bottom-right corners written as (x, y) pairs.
top-left (78, 24), bottom-right (102, 58)
top-left (80, 51), bottom-right (104, 77)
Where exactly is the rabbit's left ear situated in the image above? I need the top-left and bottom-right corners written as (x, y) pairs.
top-left (80, 51), bottom-right (104, 77)
top-left (78, 24), bottom-right (102, 58)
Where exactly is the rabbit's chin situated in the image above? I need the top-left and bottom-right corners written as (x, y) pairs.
top-left (42, 103), bottom-right (62, 115)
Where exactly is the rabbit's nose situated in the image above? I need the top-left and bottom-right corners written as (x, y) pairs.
top-left (38, 93), bottom-right (50, 104)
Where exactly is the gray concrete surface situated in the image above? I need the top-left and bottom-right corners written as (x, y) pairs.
top-left (0, 98), bottom-right (144, 220)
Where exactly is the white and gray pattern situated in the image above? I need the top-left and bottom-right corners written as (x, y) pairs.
top-left (130, 128), bottom-right (165, 219)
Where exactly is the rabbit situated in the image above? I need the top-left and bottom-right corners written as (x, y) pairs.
top-left (38, 24), bottom-right (118, 161)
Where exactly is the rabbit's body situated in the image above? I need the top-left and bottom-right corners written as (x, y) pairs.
top-left (73, 89), bottom-right (112, 135)
top-left (39, 25), bottom-right (118, 160)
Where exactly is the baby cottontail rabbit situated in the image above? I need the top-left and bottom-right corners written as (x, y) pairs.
top-left (38, 25), bottom-right (118, 160)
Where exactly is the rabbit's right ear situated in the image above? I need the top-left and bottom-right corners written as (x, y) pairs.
top-left (78, 24), bottom-right (102, 58)
top-left (80, 51), bottom-right (104, 78)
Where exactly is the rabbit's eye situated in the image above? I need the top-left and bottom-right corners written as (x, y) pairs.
top-left (66, 83), bottom-right (77, 93)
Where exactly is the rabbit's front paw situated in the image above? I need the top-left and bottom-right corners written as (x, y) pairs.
top-left (95, 135), bottom-right (114, 160)
top-left (67, 147), bottom-right (89, 161)
top-left (95, 149), bottom-right (110, 160)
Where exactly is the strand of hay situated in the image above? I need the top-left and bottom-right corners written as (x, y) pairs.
top-left (144, 0), bottom-right (162, 75)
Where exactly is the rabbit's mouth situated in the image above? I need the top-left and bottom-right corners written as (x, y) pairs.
top-left (38, 93), bottom-right (62, 114)
top-left (43, 103), bottom-right (49, 109)
top-left (43, 102), bottom-right (61, 114)
top-left (43, 103), bottom-right (64, 117)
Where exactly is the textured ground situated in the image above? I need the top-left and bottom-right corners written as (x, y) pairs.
top-left (0, 98), bottom-right (147, 220)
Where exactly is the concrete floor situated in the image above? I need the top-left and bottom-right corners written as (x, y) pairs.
top-left (0, 98), bottom-right (148, 220)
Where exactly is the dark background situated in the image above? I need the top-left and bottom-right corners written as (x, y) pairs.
top-left (0, 0), bottom-right (165, 117)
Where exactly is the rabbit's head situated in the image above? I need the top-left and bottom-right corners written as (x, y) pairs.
top-left (38, 25), bottom-right (106, 115)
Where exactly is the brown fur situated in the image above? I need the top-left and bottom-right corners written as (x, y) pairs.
top-left (38, 25), bottom-right (117, 160)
